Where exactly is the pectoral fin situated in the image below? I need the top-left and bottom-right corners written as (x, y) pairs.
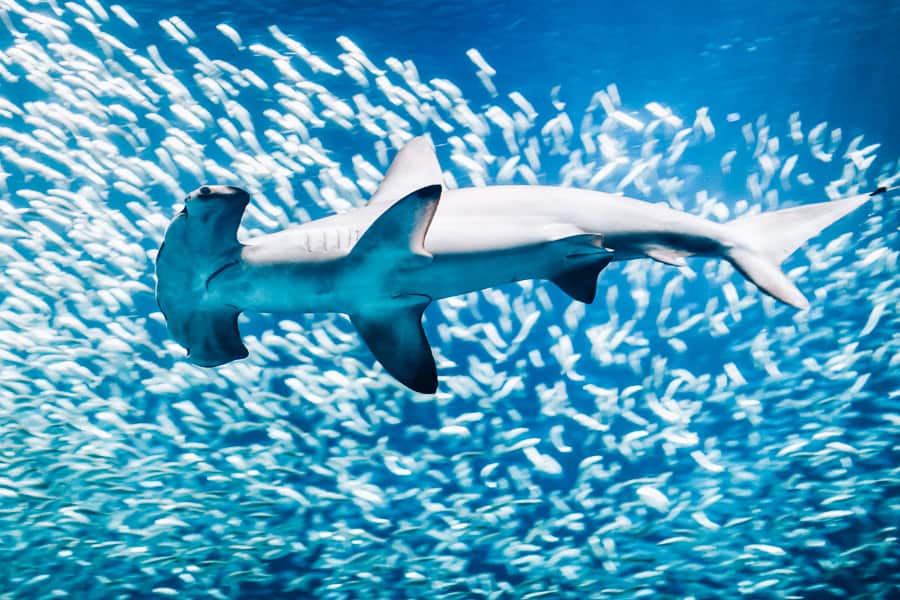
top-left (351, 296), bottom-right (437, 393)
top-left (351, 184), bottom-right (442, 265)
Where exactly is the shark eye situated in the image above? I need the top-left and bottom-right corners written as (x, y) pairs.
top-left (199, 186), bottom-right (211, 196)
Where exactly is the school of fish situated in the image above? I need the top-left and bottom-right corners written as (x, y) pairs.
top-left (0, 0), bottom-right (897, 597)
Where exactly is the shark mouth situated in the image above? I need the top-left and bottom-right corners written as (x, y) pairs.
top-left (205, 260), bottom-right (240, 291)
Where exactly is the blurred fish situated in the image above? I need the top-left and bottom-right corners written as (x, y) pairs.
top-left (0, 2), bottom-right (897, 598)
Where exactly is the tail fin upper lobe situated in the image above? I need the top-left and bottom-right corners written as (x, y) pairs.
top-left (723, 191), bottom-right (874, 309)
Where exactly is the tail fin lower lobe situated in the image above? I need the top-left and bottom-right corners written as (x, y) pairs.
top-left (723, 191), bottom-right (873, 308)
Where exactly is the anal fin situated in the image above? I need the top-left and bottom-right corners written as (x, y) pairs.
top-left (644, 246), bottom-right (691, 267)
top-left (351, 296), bottom-right (437, 393)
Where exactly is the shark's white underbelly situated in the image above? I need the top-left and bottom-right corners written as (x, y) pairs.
top-left (414, 186), bottom-right (724, 298)
top-left (229, 185), bottom-right (727, 312)
top-left (425, 186), bottom-right (725, 254)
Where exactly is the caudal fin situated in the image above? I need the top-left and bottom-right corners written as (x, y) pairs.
top-left (723, 189), bottom-right (880, 309)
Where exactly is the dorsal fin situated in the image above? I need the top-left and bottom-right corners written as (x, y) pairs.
top-left (552, 256), bottom-right (612, 303)
top-left (367, 136), bottom-right (443, 207)
top-left (351, 296), bottom-right (437, 393)
top-left (351, 184), bottom-right (442, 265)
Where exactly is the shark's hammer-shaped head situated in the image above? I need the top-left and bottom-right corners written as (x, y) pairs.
top-left (155, 185), bottom-right (250, 367)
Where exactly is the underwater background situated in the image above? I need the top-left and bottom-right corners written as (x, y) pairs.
top-left (0, 0), bottom-right (898, 597)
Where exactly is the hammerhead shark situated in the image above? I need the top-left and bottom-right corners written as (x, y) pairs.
top-left (155, 136), bottom-right (879, 393)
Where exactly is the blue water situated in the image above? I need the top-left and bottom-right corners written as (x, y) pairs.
top-left (0, 1), bottom-right (898, 598)
top-left (139, 0), bottom-right (900, 153)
